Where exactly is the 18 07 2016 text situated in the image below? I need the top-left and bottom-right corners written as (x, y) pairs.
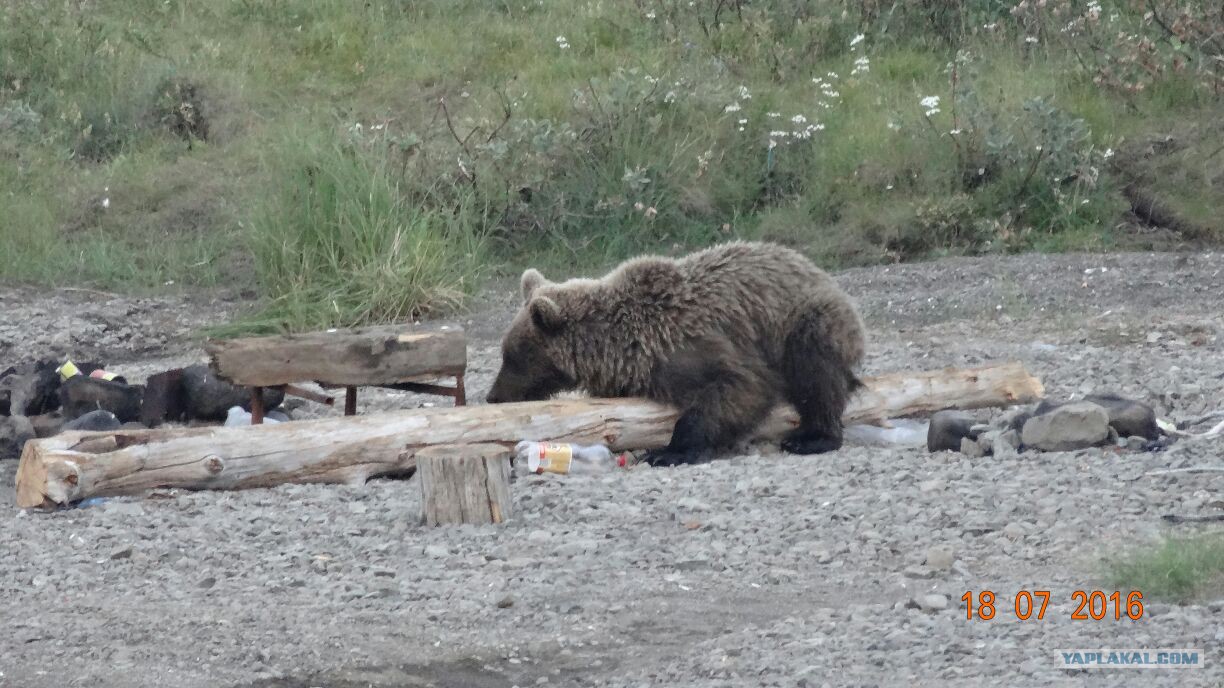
top-left (961, 590), bottom-right (1144, 621)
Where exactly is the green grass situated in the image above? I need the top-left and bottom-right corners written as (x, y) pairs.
top-left (1107, 533), bottom-right (1224, 604)
top-left (216, 123), bottom-right (488, 335)
top-left (1, 0), bottom-right (1221, 330)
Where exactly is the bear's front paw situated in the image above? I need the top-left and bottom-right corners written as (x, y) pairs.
top-left (781, 436), bottom-right (842, 455)
top-left (640, 448), bottom-right (709, 467)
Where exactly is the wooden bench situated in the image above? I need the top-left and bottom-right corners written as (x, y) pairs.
top-left (204, 323), bottom-right (467, 423)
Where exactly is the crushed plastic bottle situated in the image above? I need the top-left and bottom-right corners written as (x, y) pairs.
top-left (843, 418), bottom-right (930, 446)
top-left (514, 441), bottom-right (627, 476)
top-left (224, 406), bottom-right (284, 427)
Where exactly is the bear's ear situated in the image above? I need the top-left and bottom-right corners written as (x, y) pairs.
top-left (521, 268), bottom-right (548, 303)
top-left (529, 295), bottom-right (564, 335)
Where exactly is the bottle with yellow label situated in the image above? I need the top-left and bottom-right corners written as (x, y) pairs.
top-left (514, 441), bottom-right (626, 475)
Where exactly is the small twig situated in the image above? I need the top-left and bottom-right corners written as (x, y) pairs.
top-left (1161, 513), bottom-right (1224, 524)
top-left (1145, 0), bottom-right (1179, 44)
top-left (586, 78), bottom-right (608, 122)
top-left (1014, 147), bottom-right (1049, 202)
top-left (485, 88), bottom-right (514, 144)
top-left (438, 98), bottom-right (474, 153)
top-left (1146, 466), bottom-right (1224, 477)
top-left (57, 286), bottom-right (122, 298)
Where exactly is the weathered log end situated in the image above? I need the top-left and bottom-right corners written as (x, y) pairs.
top-left (15, 441), bottom-right (66, 509)
top-left (417, 443), bottom-right (513, 526)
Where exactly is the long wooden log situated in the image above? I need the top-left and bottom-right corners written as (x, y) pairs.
top-left (204, 323), bottom-right (466, 387)
top-left (15, 362), bottom-right (1043, 508)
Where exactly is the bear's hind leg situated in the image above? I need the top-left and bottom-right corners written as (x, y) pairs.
top-left (642, 338), bottom-right (776, 466)
top-left (780, 307), bottom-right (862, 455)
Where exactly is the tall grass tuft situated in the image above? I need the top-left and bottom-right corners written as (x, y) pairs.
top-left (232, 126), bottom-right (488, 335)
top-left (1107, 533), bottom-right (1224, 604)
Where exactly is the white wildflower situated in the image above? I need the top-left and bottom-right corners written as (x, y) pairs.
top-left (645, 75), bottom-right (659, 84)
top-left (664, 91), bottom-right (677, 103)
top-left (812, 77), bottom-right (824, 85)
top-left (770, 130), bottom-right (789, 138)
top-left (850, 33), bottom-right (865, 48)
top-left (851, 56), bottom-right (870, 75)
top-left (950, 128), bottom-right (962, 135)
top-left (767, 112), bottom-right (780, 118)
top-left (724, 102), bottom-right (742, 113)
top-left (556, 36), bottom-right (570, 49)
top-left (920, 95), bottom-right (940, 116)
top-left (737, 85), bottom-right (751, 99)
top-left (1103, 148), bottom-right (1114, 159)
top-left (887, 121), bottom-right (901, 131)
top-left (791, 114), bottom-right (807, 124)
top-left (737, 118), bottom-right (748, 125)
top-left (827, 72), bottom-right (839, 79)
top-left (646, 11), bottom-right (656, 19)
top-left (1025, 36), bottom-right (1038, 44)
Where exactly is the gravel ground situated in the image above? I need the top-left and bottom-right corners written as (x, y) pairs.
top-left (1, 251), bottom-right (1222, 688)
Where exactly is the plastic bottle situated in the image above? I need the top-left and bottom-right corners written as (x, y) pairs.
top-left (224, 406), bottom-right (283, 427)
top-left (514, 441), bottom-right (627, 476)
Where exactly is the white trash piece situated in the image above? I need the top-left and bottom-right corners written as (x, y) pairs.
top-left (843, 418), bottom-right (930, 446)
top-left (514, 441), bottom-right (625, 476)
top-left (224, 406), bottom-right (284, 427)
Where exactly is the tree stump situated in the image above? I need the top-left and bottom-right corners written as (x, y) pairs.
top-left (417, 443), bottom-right (513, 526)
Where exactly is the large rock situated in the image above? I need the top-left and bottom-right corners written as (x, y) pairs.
top-left (0, 415), bottom-right (35, 459)
top-left (181, 364), bottom-right (283, 422)
top-left (63, 409), bottom-right (123, 432)
top-left (59, 376), bottom-right (143, 423)
top-left (1084, 393), bottom-right (1160, 440)
top-left (1021, 402), bottom-right (1110, 452)
top-left (927, 410), bottom-right (979, 452)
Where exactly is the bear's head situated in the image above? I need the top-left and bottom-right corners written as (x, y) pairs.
top-left (486, 268), bottom-right (580, 404)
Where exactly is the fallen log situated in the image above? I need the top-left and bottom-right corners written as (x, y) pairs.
top-left (15, 361), bottom-right (1043, 508)
top-left (204, 323), bottom-right (466, 387)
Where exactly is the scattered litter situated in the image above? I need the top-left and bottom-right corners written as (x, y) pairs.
top-left (224, 406), bottom-right (285, 427)
top-left (513, 441), bottom-right (626, 476)
top-left (845, 419), bottom-right (929, 446)
top-left (75, 497), bottom-right (110, 509)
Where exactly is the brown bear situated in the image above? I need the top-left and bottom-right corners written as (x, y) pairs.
top-left (485, 241), bottom-right (867, 465)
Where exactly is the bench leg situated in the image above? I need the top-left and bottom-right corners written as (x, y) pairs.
top-left (344, 386), bottom-right (358, 416)
top-left (455, 373), bottom-right (466, 406)
top-left (250, 386), bottom-right (265, 425)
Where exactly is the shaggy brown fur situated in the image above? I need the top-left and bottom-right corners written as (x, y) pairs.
top-left (486, 241), bottom-right (867, 464)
